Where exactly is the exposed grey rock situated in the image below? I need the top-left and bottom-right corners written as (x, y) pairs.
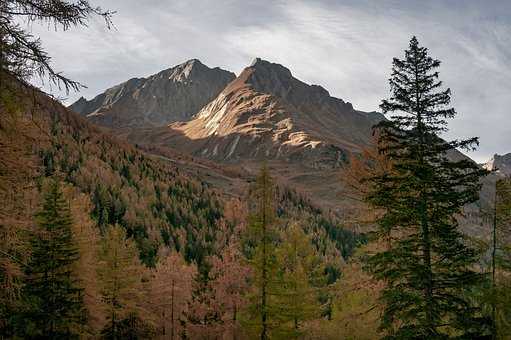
top-left (69, 59), bottom-right (235, 128)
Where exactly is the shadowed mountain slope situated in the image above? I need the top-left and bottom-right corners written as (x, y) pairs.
top-left (70, 59), bottom-right (235, 128)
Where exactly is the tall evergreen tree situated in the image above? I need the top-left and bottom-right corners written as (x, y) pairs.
top-left (366, 36), bottom-right (491, 338)
top-left (22, 179), bottom-right (86, 339)
top-left (243, 165), bottom-right (280, 340)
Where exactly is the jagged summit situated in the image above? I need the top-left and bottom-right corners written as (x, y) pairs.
top-left (73, 56), bottom-right (385, 168)
top-left (69, 59), bottom-right (235, 128)
top-left (162, 59), bottom-right (211, 82)
top-left (249, 57), bottom-right (262, 66)
top-left (235, 58), bottom-right (351, 114)
top-left (249, 58), bottom-right (293, 77)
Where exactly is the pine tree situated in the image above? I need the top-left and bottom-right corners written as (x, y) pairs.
top-left (97, 225), bottom-right (148, 339)
top-left (274, 222), bottom-right (324, 338)
top-left (367, 36), bottom-right (491, 338)
top-left (242, 165), bottom-right (280, 340)
top-left (21, 179), bottom-right (86, 338)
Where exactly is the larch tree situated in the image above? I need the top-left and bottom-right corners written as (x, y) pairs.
top-left (339, 136), bottom-right (394, 234)
top-left (274, 222), bottom-right (324, 338)
top-left (97, 225), bottom-right (149, 339)
top-left (69, 189), bottom-right (105, 334)
top-left (0, 0), bottom-right (113, 92)
top-left (491, 178), bottom-right (511, 338)
top-left (149, 250), bottom-right (196, 340)
top-left (1, 2), bottom-right (112, 332)
top-left (21, 179), bottom-right (86, 338)
top-left (209, 239), bottom-right (251, 339)
top-left (184, 270), bottom-right (223, 340)
top-left (242, 165), bottom-right (281, 340)
top-left (366, 36), bottom-right (491, 338)
top-left (0, 92), bottom-right (37, 337)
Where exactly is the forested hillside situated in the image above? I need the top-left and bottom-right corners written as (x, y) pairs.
top-left (37, 100), bottom-right (224, 268)
top-left (0, 81), bottom-right (362, 337)
top-left (38, 91), bottom-right (361, 267)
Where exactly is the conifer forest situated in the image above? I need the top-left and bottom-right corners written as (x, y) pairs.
top-left (1, 1), bottom-right (510, 339)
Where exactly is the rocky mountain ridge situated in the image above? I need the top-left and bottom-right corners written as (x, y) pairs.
top-left (70, 59), bottom-right (235, 128)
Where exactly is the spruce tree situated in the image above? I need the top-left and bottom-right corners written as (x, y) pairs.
top-left (22, 179), bottom-right (86, 338)
top-left (367, 36), bottom-right (491, 338)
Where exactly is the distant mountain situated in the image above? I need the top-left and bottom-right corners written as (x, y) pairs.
top-left (127, 58), bottom-right (384, 169)
top-left (69, 59), bottom-right (235, 128)
top-left (483, 153), bottom-right (511, 176)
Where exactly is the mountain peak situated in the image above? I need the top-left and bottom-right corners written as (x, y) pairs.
top-left (180, 58), bottom-right (206, 70)
top-left (69, 59), bottom-right (235, 127)
top-left (248, 58), bottom-right (293, 78)
top-left (235, 58), bottom-right (344, 112)
top-left (185, 58), bottom-right (201, 65)
top-left (159, 58), bottom-right (381, 167)
top-left (164, 58), bottom-right (210, 82)
top-left (249, 57), bottom-right (263, 66)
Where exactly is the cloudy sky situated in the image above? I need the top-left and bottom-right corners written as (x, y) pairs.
top-left (25, 0), bottom-right (511, 162)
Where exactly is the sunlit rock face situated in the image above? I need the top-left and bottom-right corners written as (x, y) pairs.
top-left (149, 58), bottom-right (384, 169)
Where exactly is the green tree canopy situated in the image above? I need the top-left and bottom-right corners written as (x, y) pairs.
top-left (22, 179), bottom-right (85, 338)
top-left (367, 36), bottom-right (490, 338)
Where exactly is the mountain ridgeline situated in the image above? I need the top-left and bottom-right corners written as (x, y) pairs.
top-left (72, 58), bottom-right (384, 170)
top-left (70, 59), bottom-right (235, 128)
top-left (484, 152), bottom-right (511, 176)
